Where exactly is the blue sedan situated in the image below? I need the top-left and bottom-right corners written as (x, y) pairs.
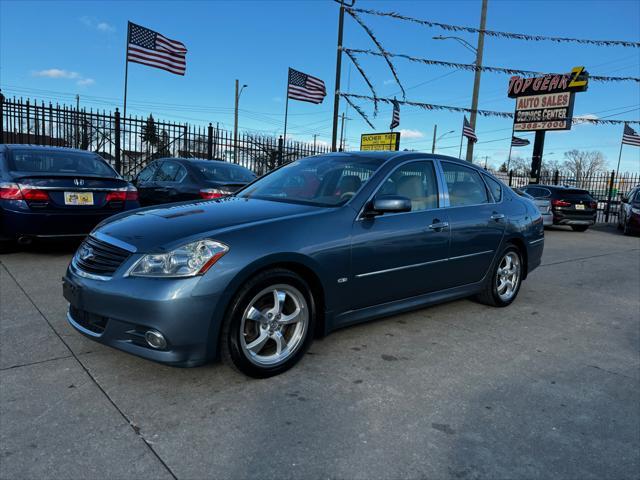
top-left (63, 152), bottom-right (544, 377)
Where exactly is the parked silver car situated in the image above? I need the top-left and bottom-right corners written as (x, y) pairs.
top-left (514, 188), bottom-right (553, 226)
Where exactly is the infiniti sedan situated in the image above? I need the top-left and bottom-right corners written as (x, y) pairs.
top-left (63, 152), bottom-right (544, 377)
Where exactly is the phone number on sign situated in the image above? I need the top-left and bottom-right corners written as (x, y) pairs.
top-left (514, 120), bottom-right (569, 131)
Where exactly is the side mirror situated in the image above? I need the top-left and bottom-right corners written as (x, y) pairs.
top-left (365, 195), bottom-right (412, 217)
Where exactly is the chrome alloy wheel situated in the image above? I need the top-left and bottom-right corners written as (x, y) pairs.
top-left (239, 284), bottom-right (309, 366)
top-left (496, 251), bottom-right (521, 302)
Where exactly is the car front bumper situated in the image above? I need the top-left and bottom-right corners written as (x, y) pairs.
top-left (62, 262), bottom-right (223, 367)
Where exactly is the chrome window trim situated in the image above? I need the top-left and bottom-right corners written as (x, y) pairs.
top-left (356, 159), bottom-right (443, 221)
top-left (91, 231), bottom-right (137, 253)
top-left (439, 160), bottom-right (497, 208)
top-left (355, 250), bottom-right (493, 278)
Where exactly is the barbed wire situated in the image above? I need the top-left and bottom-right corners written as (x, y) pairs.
top-left (345, 48), bottom-right (640, 83)
top-left (349, 7), bottom-right (640, 48)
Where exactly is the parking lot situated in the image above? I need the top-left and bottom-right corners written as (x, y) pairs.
top-left (0, 226), bottom-right (638, 480)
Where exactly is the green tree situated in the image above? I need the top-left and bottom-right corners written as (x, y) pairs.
top-left (141, 115), bottom-right (159, 148)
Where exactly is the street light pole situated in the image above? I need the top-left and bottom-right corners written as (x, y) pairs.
top-left (466, 0), bottom-right (488, 163)
top-left (432, 127), bottom-right (455, 154)
top-left (234, 79), bottom-right (247, 163)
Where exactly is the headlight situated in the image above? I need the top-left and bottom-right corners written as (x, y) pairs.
top-left (128, 240), bottom-right (228, 278)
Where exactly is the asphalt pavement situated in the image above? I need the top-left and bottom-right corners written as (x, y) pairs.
top-left (1, 226), bottom-right (638, 480)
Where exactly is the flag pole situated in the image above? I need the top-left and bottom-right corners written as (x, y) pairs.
top-left (283, 70), bottom-right (290, 145)
top-left (506, 124), bottom-right (515, 172)
top-left (458, 117), bottom-right (465, 158)
top-left (615, 124), bottom-right (625, 179)
top-left (123, 21), bottom-right (130, 119)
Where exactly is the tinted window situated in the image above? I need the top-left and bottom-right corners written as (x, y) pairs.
top-left (8, 149), bottom-right (116, 177)
top-left (484, 175), bottom-right (502, 202)
top-left (238, 155), bottom-right (384, 207)
top-left (556, 189), bottom-right (592, 199)
top-left (137, 162), bottom-right (159, 182)
top-left (378, 161), bottom-right (438, 211)
top-left (196, 162), bottom-right (256, 182)
top-left (442, 163), bottom-right (489, 207)
top-left (155, 162), bottom-right (186, 182)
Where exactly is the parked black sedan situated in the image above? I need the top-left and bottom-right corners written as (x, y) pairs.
top-left (134, 158), bottom-right (256, 206)
top-left (521, 184), bottom-right (597, 231)
top-left (618, 186), bottom-right (640, 235)
top-left (0, 145), bottom-right (139, 249)
top-left (64, 152), bottom-right (544, 378)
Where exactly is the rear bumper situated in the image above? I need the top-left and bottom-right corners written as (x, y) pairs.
top-left (553, 210), bottom-right (596, 226)
top-left (1, 203), bottom-right (137, 238)
top-left (62, 262), bottom-right (222, 366)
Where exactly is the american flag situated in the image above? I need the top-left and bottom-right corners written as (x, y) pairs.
top-left (462, 116), bottom-right (477, 143)
top-left (390, 98), bottom-right (400, 130)
top-left (622, 123), bottom-right (640, 147)
top-left (287, 68), bottom-right (326, 104)
top-left (511, 135), bottom-right (530, 147)
top-left (127, 22), bottom-right (187, 75)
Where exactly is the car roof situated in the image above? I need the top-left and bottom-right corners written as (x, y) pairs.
top-left (0, 144), bottom-right (98, 155)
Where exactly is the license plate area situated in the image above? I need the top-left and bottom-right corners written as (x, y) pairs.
top-left (575, 204), bottom-right (585, 210)
top-left (64, 191), bottom-right (94, 206)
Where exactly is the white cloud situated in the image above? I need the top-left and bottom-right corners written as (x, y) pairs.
top-left (80, 16), bottom-right (115, 33)
top-left (32, 69), bottom-right (95, 87)
top-left (33, 69), bottom-right (79, 79)
top-left (398, 129), bottom-right (424, 139)
top-left (573, 113), bottom-right (599, 125)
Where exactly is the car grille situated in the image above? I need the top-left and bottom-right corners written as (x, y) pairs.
top-left (74, 235), bottom-right (131, 277)
top-left (69, 306), bottom-right (108, 334)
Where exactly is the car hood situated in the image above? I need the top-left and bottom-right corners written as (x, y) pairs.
top-left (97, 196), bottom-right (324, 252)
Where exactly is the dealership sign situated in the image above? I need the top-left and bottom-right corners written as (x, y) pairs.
top-left (360, 132), bottom-right (401, 151)
top-left (508, 66), bottom-right (589, 132)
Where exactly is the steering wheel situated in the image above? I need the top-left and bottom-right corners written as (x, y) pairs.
top-left (340, 191), bottom-right (356, 201)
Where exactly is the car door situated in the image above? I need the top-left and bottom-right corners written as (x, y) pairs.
top-left (438, 161), bottom-right (506, 288)
top-left (349, 160), bottom-right (450, 310)
top-left (152, 161), bottom-right (189, 204)
top-left (133, 161), bottom-right (160, 206)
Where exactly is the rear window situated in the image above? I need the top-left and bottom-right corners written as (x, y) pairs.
top-left (556, 189), bottom-right (593, 199)
top-left (8, 149), bottom-right (116, 177)
top-left (195, 163), bottom-right (256, 182)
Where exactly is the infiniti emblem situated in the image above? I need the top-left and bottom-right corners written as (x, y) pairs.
top-left (74, 179), bottom-right (85, 186)
top-left (78, 245), bottom-right (95, 262)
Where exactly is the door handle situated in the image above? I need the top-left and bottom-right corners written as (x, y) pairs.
top-left (490, 213), bottom-right (505, 221)
top-left (428, 221), bottom-right (449, 231)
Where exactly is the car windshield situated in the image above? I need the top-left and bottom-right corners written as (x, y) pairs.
top-left (195, 162), bottom-right (256, 182)
top-left (8, 149), bottom-right (117, 177)
top-left (236, 155), bottom-right (385, 207)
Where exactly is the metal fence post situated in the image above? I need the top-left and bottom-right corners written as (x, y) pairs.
top-left (278, 136), bottom-right (284, 166)
top-left (553, 170), bottom-right (559, 185)
top-left (0, 90), bottom-right (4, 144)
top-left (114, 108), bottom-right (121, 174)
top-left (508, 170), bottom-right (513, 187)
top-left (207, 123), bottom-right (213, 160)
top-left (605, 170), bottom-right (616, 223)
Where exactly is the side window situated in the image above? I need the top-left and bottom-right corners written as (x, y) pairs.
top-left (174, 165), bottom-right (188, 183)
top-left (137, 162), bottom-right (159, 182)
top-left (155, 161), bottom-right (182, 182)
top-left (377, 161), bottom-right (439, 212)
top-left (484, 175), bottom-right (502, 202)
top-left (442, 162), bottom-right (489, 207)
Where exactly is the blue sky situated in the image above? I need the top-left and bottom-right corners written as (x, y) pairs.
top-left (1, 0), bottom-right (639, 171)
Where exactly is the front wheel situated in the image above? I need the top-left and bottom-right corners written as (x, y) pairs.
top-left (476, 246), bottom-right (523, 307)
top-left (220, 268), bottom-right (316, 378)
top-left (571, 225), bottom-right (589, 232)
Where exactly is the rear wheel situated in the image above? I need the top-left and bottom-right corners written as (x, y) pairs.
top-left (476, 245), bottom-right (523, 307)
top-left (571, 225), bottom-right (589, 232)
top-left (220, 268), bottom-right (315, 378)
top-left (623, 220), bottom-right (632, 236)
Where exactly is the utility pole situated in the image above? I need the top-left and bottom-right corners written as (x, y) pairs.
top-left (234, 79), bottom-right (239, 163)
top-left (466, 0), bottom-right (488, 163)
top-left (331, 1), bottom-right (348, 152)
top-left (431, 124), bottom-right (437, 154)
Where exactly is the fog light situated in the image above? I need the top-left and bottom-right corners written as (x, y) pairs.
top-left (145, 330), bottom-right (167, 349)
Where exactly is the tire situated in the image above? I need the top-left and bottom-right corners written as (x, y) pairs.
top-left (220, 268), bottom-right (316, 378)
top-left (476, 245), bottom-right (523, 307)
top-left (623, 221), bottom-right (632, 236)
top-left (571, 225), bottom-right (589, 232)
